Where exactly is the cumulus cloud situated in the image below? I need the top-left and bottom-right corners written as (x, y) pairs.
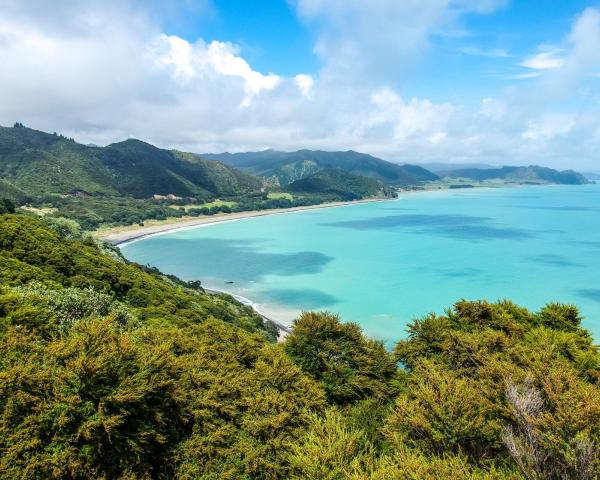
top-left (0, 1), bottom-right (599, 169)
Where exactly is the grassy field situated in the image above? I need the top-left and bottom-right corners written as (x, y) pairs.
top-left (169, 199), bottom-right (238, 211)
top-left (421, 177), bottom-right (544, 190)
top-left (267, 192), bottom-right (294, 200)
top-left (19, 206), bottom-right (58, 216)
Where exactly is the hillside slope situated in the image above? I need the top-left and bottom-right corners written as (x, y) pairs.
top-left (285, 168), bottom-right (395, 200)
top-left (0, 124), bottom-right (262, 200)
top-left (203, 149), bottom-right (440, 186)
top-left (0, 211), bottom-right (598, 479)
top-left (440, 165), bottom-right (589, 185)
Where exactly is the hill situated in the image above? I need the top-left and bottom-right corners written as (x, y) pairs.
top-left (439, 165), bottom-right (589, 185)
top-left (0, 124), bottom-right (262, 200)
top-left (285, 168), bottom-right (394, 200)
top-left (0, 125), bottom-right (402, 229)
top-left (203, 149), bottom-right (440, 186)
top-left (0, 211), bottom-right (598, 478)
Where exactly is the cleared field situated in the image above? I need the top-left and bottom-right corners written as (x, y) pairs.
top-left (170, 200), bottom-right (238, 211)
top-left (267, 192), bottom-right (294, 200)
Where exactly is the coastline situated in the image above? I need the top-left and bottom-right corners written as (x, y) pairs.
top-left (94, 182), bottom-right (551, 246)
top-left (204, 287), bottom-right (291, 343)
top-left (95, 197), bottom-right (391, 246)
top-left (96, 183), bottom-right (589, 343)
top-left (95, 197), bottom-right (393, 340)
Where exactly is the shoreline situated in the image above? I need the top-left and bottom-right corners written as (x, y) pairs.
top-left (95, 196), bottom-right (394, 340)
top-left (203, 287), bottom-right (291, 343)
top-left (94, 182), bottom-right (553, 246)
top-left (95, 197), bottom-right (391, 246)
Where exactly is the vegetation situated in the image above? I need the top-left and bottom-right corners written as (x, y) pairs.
top-left (267, 192), bottom-right (294, 200)
top-left (203, 149), bottom-right (440, 186)
top-left (285, 168), bottom-right (395, 200)
top-left (0, 126), bottom-right (261, 199)
top-left (0, 125), bottom-right (404, 229)
top-left (0, 209), bottom-right (598, 479)
top-left (439, 165), bottom-right (590, 185)
top-left (0, 214), bottom-right (278, 340)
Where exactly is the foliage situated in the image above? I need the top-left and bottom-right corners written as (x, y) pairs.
top-left (41, 215), bottom-right (84, 239)
top-left (286, 168), bottom-right (395, 200)
top-left (0, 211), bottom-right (599, 478)
top-left (0, 125), bottom-right (261, 200)
top-left (203, 149), bottom-right (439, 186)
top-left (440, 166), bottom-right (589, 185)
top-left (284, 312), bottom-right (399, 405)
top-left (0, 198), bottom-right (15, 214)
top-left (0, 214), bottom-right (278, 340)
top-left (0, 282), bottom-right (133, 337)
top-left (388, 299), bottom-right (600, 475)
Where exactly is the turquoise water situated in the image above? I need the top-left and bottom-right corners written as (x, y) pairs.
top-left (122, 185), bottom-right (600, 344)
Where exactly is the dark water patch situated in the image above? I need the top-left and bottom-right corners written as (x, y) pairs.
top-left (575, 289), bottom-right (600, 303)
top-left (130, 237), bottom-right (334, 281)
top-left (529, 254), bottom-right (581, 268)
top-left (515, 205), bottom-right (598, 212)
top-left (536, 229), bottom-right (566, 235)
top-left (379, 207), bottom-right (416, 211)
top-left (323, 214), bottom-right (534, 241)
top-left (260, 288), bottom-right (340, 309)
top-left (571, 240), bottom-right (600, 249)
top-left (433, 267), bottom-right (484, 278)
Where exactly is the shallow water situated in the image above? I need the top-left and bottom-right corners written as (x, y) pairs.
top-left (122, 184), bottom-right (600, 344)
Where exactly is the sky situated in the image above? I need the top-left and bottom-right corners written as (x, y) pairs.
top-left (2, 0), bottom-right (600, 169)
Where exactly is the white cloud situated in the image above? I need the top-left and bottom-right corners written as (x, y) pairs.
top-left (520, 50), bottom-right (565, 70)
top-left (150, 36), bottom-right (280, 106)
top-left (522, 114), bottom-right (576, 141)
top-left (294, 74), bottom-right (314, 98)
top-left (0, 1), bottom-right (599, 169)
top-left (506, 72), bottom-right (541, 80)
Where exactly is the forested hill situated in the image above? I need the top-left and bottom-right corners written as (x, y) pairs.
top-left (0, 211), bottom-right (599, 478)
top-left (0, 124), bottom-right (398, 229)
top-left (285, 168), bottom-right (395, 200)
top-left (203, 149), bottom-right (440, 186)
top-left (0, 124), bottom-right (262, 200)
top-left (439, 165), bottom-right (590, 185)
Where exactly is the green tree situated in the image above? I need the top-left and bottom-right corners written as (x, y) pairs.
top-left (0, 199), bottom-right (15, 214)
top-left (284, 312), bottom-right (399, 405)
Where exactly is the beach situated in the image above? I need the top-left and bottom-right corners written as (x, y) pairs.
top-left (95, 197), bottom-right (390, 245)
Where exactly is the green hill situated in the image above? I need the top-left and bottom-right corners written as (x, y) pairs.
top-left (0, 125), bottom-right (403, 229)
top-left (203, 149), bottom-right (440, 186)
top-left (0, 211), bottom-right (598, 479)
top-left (440, 165), bottom-right (589, 185)
top-left (285, 168), bottom-right (395, 200)
top-left (0, 125), bottom-right (262, 199)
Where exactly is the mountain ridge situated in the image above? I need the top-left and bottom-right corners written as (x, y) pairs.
top-left (202, 149), bottom-right (440, 186)
top-left (439, 165), bottom-right (589, 185)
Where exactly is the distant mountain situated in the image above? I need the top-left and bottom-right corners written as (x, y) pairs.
top-left (285, 168), bottom-right (395, 200)
top-left (202, 149), bottom-right (439, 186)
top-left (439, 165), bottom-right (589, 185)
top-left (582, 171), bottom-right (600, 182)
top-left (421, 162), bottom-right (498, 173)
top-left (0, 125), bottom-right (262, 200)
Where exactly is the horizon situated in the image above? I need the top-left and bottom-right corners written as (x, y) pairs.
top-left (2, 1), bottom-right (600, 169)
top-left (5, 122), bottom-right (592, 173)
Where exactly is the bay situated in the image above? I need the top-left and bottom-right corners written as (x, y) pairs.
top-left (121, 184), bottom-right (600, 344)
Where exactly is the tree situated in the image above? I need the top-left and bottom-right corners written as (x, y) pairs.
top-left (284, 312), bottom-right (399, 405)
top-left (0, 199), bottom-right (15, 214)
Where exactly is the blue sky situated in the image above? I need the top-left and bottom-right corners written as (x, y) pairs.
top-left (159, 0), bottom-right (599, 103)
top-left (2, 0), bottom-right (600, 168)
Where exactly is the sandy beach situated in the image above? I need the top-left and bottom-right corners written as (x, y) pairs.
top-left (95, 197), bottom-right (390, 245)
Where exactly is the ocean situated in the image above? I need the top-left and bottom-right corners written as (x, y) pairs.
top-left (121, 184), bottom-right (600, 344)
